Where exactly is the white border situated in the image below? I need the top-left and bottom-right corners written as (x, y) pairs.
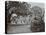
top-left (0, 0), bottom-right (46, 35)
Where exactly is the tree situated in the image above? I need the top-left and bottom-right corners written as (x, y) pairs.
top-left (7, 1), bottom-right (31, 16)
top-left (31, 6), bottom-right (42, 17)
top-left (6, 1), bottom-right (32, 23)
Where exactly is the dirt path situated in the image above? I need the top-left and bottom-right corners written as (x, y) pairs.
top-left (7, 25), bottom-right (32, 34)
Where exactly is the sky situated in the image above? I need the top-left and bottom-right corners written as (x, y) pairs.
top-left (28, 2), bottom-right (45, 9)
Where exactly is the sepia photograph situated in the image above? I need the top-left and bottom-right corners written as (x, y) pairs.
top-left (5, 1), bottom-right (45, 34)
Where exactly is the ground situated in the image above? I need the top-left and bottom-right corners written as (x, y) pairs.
top-left (7, 24), bottom-right (32, 34)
